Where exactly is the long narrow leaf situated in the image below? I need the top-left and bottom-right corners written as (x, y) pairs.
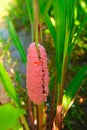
top-left (26, 0), bottom-right (34, 23)
top-left (0, 63), bottom-right (20, 106)
top-left (52, 0), bottom-right (65, 81)
top-left (62, 65), bottom-right (87, 116)
top-left (38, 0), bottom-right (52, 21)
top-left (64, 0), bottom-right (75, 60)
top-left (7, 19), bottom-right (27, 64)
top-left (38, 0), bottom-right (56, 44)
top-left (45, 14), bottom-right (56, 44)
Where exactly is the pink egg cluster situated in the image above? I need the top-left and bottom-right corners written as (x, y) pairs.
top-left (26, 42), bottom-right (49, 105)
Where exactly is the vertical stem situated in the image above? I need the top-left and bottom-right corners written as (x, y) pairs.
top-left (61, 55), bottom-right (68, 98)
top-left (55, 55), bottom-right (68, 130)
top-left (38, 23), bottom-right (43, 43)
top-left (28, 99), bottom-right (35, 130)
top-left (21, 115), bottom-right (30, 130)
top-left (33, 104), bottom-right (37, 127)
top-left (49, 76), bottom-right (57, 129)
top-left (54, 105), bottom-right (62, 130)
top-left (33, 2), bottom-right (46, 130)
top-left (33, 0), bottom-right (40, 55)
top-left (31, 23), bottom-right (34, 42)
top-left (37, 104), bottom-right (44, 130)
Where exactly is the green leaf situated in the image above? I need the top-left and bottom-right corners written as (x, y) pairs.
top-left (45, 15), bottom-right (56, 44)
top-left (62, 65), bottom-right (87, 116)
top-left (0, 104), bottom-right (23, 130)
top-left (62, 0), bottom-right (75, 81)
top-left (26, 0), bottom-right (34, 23)
top-left (0, 63), bottom-right (20, 106)
top-left (7, 19), bottom-right (27, 64)
top-left (38, 0), bottom-right (56, 43)
top-left (38, 0), bottom-right (52, 20)
top-left (64, 0), bottom-right (75, 59)
top-left (52, 0), bottom-right (66, 81)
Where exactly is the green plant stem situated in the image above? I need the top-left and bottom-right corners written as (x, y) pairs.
top-left (21, 115), bottom-right (30, 130)
top-left (49, 75), bottom-right (57, 129)
top-left (26, 0), bottom-right (33, 23)
top-left (54, 55), bottom-right (68, 130)
top-left (36, 104), bottom-right (44, 130)
top-left (38, 22), bottom-right (43, 43)
top-left (31, 23), bottom-right (34, 42)
top-left (33, 0), bottom-right (40, 56)
top-left (60, 54), bottom-right (68, 101)
top-left (40, 25), bottom-right (43, 43)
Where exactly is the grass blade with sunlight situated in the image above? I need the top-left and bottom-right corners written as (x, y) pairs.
top-left (0, 63), bottom-right (20, 106)
top-left (62, 65), bottom-right (87, 117)
top-left (38, 0), bottom-right (56, 44)
top-left (7, 19), bottom-right (27, 64)
top-left (26, 0), bottom-right (34, 23)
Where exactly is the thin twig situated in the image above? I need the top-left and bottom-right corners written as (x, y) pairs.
top-left (49, 76), bottom-right (57, 130)
top-left (21, 115), bottom-right (30, 130)
top-left (28, 98), bottom-right (35, 130)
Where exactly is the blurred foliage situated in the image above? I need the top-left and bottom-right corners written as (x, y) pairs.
top-left (0, 38), bottom-right (29, 130)
top-left (7, 19), bottom-right (27, 64)
top-left (74, 0), bottom-right (87, 42)
top-left (0, 38), bottom-right (28, 108)
top-left (0, 104), bottom-right (24, 130)
top-left (7, 0), bottom-right (29, 30)
top-left (64, 96), bottom-right (87, 130)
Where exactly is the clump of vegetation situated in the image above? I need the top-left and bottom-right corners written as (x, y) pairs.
top-left (0, 0), bottom-right (87, 130)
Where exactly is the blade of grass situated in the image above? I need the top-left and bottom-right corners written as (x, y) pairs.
top-left (26, 0), bottom-right (34, 41)
top-left (45, 14), bottom-right (56, 44)
top-left (38, 0), bottom-right (56, 44)
top-left (7, 19), bottom-right (27, 64)
top-left (0, 63), bottom-right (20, 106)
top-left (52, 0), bottom-right (66, 108)
top-left (63, 0), bottom-right (75, 60)
top-left (49, 75), bottom-right (57, 130)
top-left (61, 0), bottom-right (75, 106)
top-left (68, 0), bottom-right (76, 45)
top-left (52, 1), bottom-right (66, 129)
top-left (26, 0), bottom-right (34, 23)
top-left (52, 0), bottom-right (65, 83)
top-left (62, 65), bottom-right (87, 117)
top-left (38, 0), bottom-right (52, 21)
